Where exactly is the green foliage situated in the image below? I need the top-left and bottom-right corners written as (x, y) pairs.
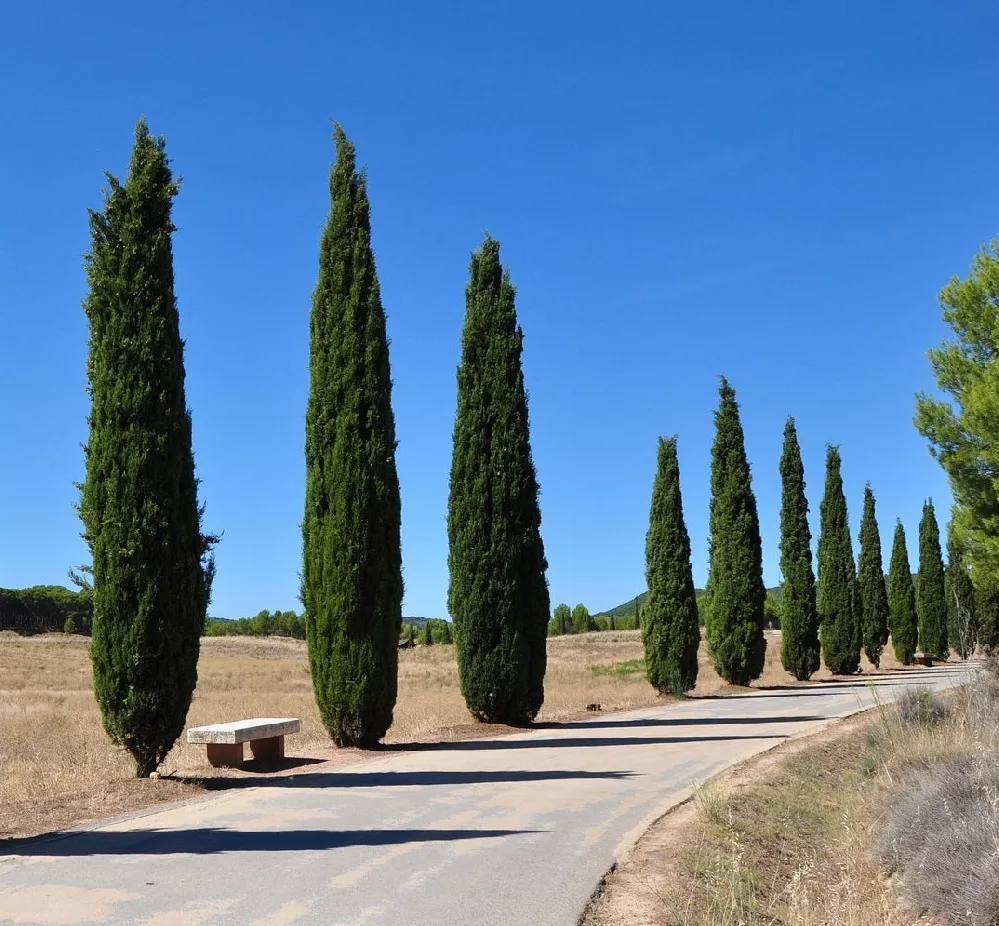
top-left (945, 525), bottom-right (977, 659)
top-left (0, 586), bottom-right (93, 634)
top-left (643, 436), bottom-right (700, 695)
top-left (80, 119), bottom-right (215, 777)
top-left (777, 418), bottom-right (820, 680)
top-left (437, 620), bottom-right (454, 644)
top-left (915, 239), bottom-right (999, 586)
top-left (888, 521), bottom-right (918, 664)
top-left (204, 610), bottom-right (306, 638)
top-left (422, 621), bottom-right (434, 646)
top-left (63, 617), bottom-right (76, 635)
top-left (976, 582), bottom-right (999, 650)
top-left (302, 125), bottom-right (402, 748)
top-left (705, 378), bottom-right (766, 685)
top-left (916, 500), bottom-right (948, 658)
top-left (817, 446), bottom-right (861, 674)
top-left (858, 484), bottom-right (890, 668)
top-left (551, 602), bottom-right (572, 635)
top-left (447, 236), bottom-right (550, 724)
top-left (571, 603), bottom-right (595, 634)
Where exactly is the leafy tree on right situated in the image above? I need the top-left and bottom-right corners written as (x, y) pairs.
top-left (915, 238), bottom-right (999, 587)
top-left (817, 446), bottom-right (861, 674)
top-left (857, 485), bottom-right (890, 667)
top-left (916, 500), bottom-right (948, 658)
top-left (705, 378), bottom-right (766, 685)
top-left (888, 521), bottom-right (918, 664)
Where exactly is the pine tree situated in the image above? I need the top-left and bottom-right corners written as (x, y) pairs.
top-left (705, 378), bottom-right (767, 684)
top-left (80, 119), bottom-right (215, 777)
top-left (303, 125), bottom-right (402, 748)
top-left (916, 500), bottom-right (948, 658)
top-left (447, 236), bottom-right (550, 724)
top-left (858, 484), bottom-right (890, 667)
top-left (817, 446), bottom-right (861, 674)
top-left (643, 437), bottom-right (700, 695)
top-left (945, 525), bottom-right (977, 658)
top-left (777, 418), bottom-right (820, 680)
top-left (422, 621), bottom-right (434, 646)
top-left (888, 521), bottom-right (918, 664)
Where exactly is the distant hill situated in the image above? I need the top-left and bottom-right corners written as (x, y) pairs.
top-left (597, 586), bottom-right (782, 618)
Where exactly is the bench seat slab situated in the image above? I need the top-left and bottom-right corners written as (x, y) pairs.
top-left (187, 718), bottom-right (300, 745)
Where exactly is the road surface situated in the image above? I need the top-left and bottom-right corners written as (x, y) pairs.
top-left (0, 664), bottom-right (966, 926)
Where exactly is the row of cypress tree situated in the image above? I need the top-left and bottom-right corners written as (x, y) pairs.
top-left (81, 121), bottom-right (550, 773)
top-left (641, 379), bottom-right (963, 696)
top-left (75, 120), bottom-right (979, 772)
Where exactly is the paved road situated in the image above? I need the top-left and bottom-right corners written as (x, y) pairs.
top-left (0, 664), bottom-right (967, 926)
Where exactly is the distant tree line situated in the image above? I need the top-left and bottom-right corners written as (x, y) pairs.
top-left (0, 586), bottom-right (92, 634)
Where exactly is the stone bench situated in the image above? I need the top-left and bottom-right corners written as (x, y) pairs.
top-left (913, 652), bottom-right (939, 667)
top-left (187, 718), bottom-right (300, 768)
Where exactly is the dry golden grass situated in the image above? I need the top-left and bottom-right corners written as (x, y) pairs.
top-left (586, 664), bottom-right (987, 926)
top-left (0, 628), bottom-right (897, 841)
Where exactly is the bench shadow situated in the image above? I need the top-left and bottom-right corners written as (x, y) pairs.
top-left (236, 756), bottom-right (328, 774)
top-left (6, 827), bottom-right (539, 857)
top-left (182, 767), bottom-right (637, 791)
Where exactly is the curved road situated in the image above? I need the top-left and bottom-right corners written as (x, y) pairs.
top-left (0, 664), bottom-right (965, 926)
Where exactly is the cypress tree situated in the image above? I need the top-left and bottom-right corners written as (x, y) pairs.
top-left (643, 436), bottom-right (700, 695)
top-left (777, 418), bottom-right (820, 681)
top-left (439, 621), bottom-right (454, 645)
top-left (916, 500), bottom-right (948, 658)
top-left (705, 378), bottom-right (767, 684)
top-left (422, 622), bottom-right (434, 646)
top-left (858, 484), bottom-right (890, 667)
top-left (447, 236), bottom-right (550, 724)
top-left (303, 125), bottom-right (402, 748)
top-left (945, 525), bottom-right (977, 658)
top-left (80, 119), bottom-right (215, 777)
top-left (817, 446), bottom-right (861, 674)
top-left (888, 521), bottom-right (918, 664)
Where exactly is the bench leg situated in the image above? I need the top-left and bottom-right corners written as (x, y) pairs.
top-left (206, 743), bottom-right (244, 768)
top-left (250, 735), bottom-right (285, 762)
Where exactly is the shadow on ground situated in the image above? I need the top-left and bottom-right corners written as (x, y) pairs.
top-left (6, 827), bottom-right (539, 857)
top-left (184, 767), bottom-right (637, 791)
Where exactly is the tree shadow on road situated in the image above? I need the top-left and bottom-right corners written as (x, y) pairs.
top-left (181, 768), bottom-right (637, 791)
top-left (380, 732), bottom-right (788, 753)
top-left (541, 714), bottom-right (824, 730)
top-left (6, 827), bottom-right (539, 857)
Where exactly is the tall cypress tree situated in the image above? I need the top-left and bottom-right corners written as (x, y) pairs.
top-left (80, 119), bottom-right (215, 777)
top-left (705, 378), bottom-right (766, 685)
top-left (888, 521), bottom-right (918, 664)
top-left (303, 125), bottom-right (402, 748)
top-left (777, 418), bottom-right (820, 680)
top-left (643, 436), bottom-right (700, 695)
top-left (448, 236), bottom-right (550, 724)
top-left (945, 525), bottom-right (977, 658)
top-left (916, 500), bottom-right (948, 658)
top-left (817, 446), bottom-right (861, 674)
top-left (858, 484), bottom-right (890, 667)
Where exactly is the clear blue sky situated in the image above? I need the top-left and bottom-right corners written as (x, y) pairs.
top-left (1, 2), bottom-right (995, 618)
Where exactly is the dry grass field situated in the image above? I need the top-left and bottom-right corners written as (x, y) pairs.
top-left (0, 629), bottom-right (899, 840)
